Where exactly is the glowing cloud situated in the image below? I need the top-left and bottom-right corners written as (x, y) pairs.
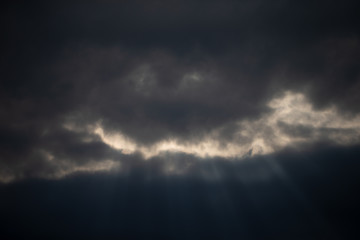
top-left (91, 91), bottom-right (360, 159)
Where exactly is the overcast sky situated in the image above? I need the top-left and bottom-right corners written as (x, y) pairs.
top-left (1, 1), bottom-right (360, 239)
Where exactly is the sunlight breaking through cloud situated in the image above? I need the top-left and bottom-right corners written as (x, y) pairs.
top-left (91, 91), bottom-right (360, 159)
top-left (3, 90), bottom-right (358, 183)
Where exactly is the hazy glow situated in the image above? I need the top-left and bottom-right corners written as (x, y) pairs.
top-left (2, 91), bottom-right (360, 183)
top-left (92, 91), bottom-right (360, 159)
top-left (268, 92), bottom-right (360, 129)
top-left (42, 90), bottom-right (360, 180)
top-left (49, 159), bottom-right (121, 179)
top-left (0, 148), bottom-right (121, 183)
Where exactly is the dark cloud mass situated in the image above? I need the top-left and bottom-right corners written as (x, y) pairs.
top-left (1, 1), bottom-right (360, 239)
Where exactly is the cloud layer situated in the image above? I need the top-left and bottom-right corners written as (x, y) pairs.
top-left (1, 1), bottom-right (360, 182)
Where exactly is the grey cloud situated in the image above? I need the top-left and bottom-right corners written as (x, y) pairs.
top-left (277, 122), bottom-right (316, 139)
top-left (1, 1), bottom-right (360, 181)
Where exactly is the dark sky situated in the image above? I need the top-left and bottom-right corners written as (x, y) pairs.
top-left (1, 1), bottom-right (360, 239)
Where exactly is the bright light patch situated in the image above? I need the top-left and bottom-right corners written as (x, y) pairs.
top-left (92, 91), bottom-right (360, 159)
top-left (2, 91), bottom-right (360, 183)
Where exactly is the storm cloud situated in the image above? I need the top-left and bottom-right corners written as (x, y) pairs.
top-left (2, 1), bottom-right (360, 239)
top-left (1, 0), bottom-right (360, 181)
